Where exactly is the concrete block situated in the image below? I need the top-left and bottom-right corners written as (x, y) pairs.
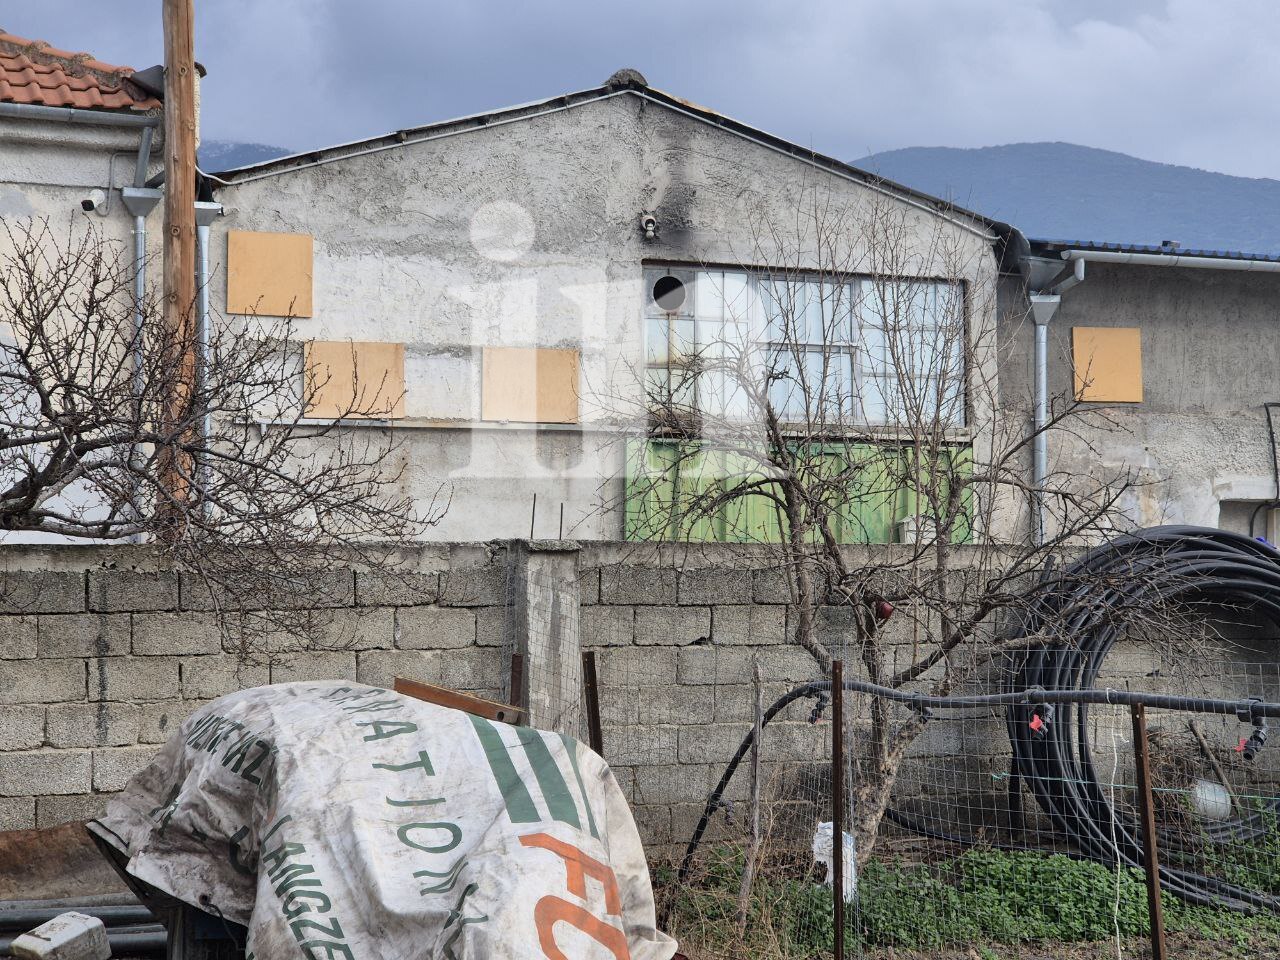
top-left (0, 659), bottom-right (85, 704)
top-left (576, 567), bottom-right (601, 605)
top-left (92, 745), bottom-right (157, 791)
top-left (88, 657), bottom-right (179, 702)
top-left (311, 607), bottom-right (394, 651)
top-left (179, 569), bottom-right (354, 611)
top-left (138, 700), bottom-right (206, 744)
top-left (180, 656), bottom-right (269, 700)
top-left (357, 649), bottom-right (442, 689)
top-left (9, 910), bottom-right (110, 960)
top-left (88, 571), bottom-right (177, 613)
top-left (677, 645), bottom-right (821, 686)
top-left (753, 568), bottom-right (793, 604)
top-left (46, 703), bottom-right (141, 748)
top-left (270, 652), bottom-right (358, 684)
top-left (0, 796), bottom-right (35, 831)
top-left (0, 616), bottom-right (37, 658)
top-left (439, 564), bottom-right (508, 607)
top-left (0, 749), bottom-right (92, 796)
top-left (35, 793), bottom-right (115, 828)
top-left (474, 606), bottom-right (508, 647)
top-left (713, 605), bottom-right (786, 645)
top-left (635, 684), bottom-right (715, 725)
top-left (133, 613), bottom-right (223, 655)
top-left (592, 646), bottom-right (677, 687)
top-left (0, 707), bottom-right (44, 751)
top-left (599, 566), bottom-right (677, 605)
top-left (678, 568), bottom-right (752, 605)
top-left (677, 723), bottom-right (755, 764)
top-left (635, 606), bottom-right (710, 646)
top-left (765, 721), bottom-right (830, 762)
top-left (37, 615), bottom-right (129, 658)
top-left (631, 763), bottom-right (725, 806)
top-left (629, 803), bottom-right (672, 848)
top-left (602, 725), bottom-right (676, 766)
top-left (437, 648), bottom-right (507, 693)
top-left (580, 606), bottom-right (634, 647)
top-left (0, 573), bottom-right (85, 615)
top-left (355, 570), bottom-right (439, 606)
top-left (713, 682), bottom-right (809, 724)
top-left (396, 606), bottom-right (476, 649)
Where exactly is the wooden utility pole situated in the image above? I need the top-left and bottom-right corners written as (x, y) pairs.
top-left (160, 0), bottom-right (198, 517)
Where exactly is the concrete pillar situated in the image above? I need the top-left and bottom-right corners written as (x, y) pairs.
top-left (507, 540), bottom-right (583, 735)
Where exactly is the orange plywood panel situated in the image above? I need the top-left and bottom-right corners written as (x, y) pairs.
top-left (226, 230), bottom-right (313, 317)
top-left (482, 347), bottom-right (580, 424)
top-left (305, 340), bottom-right (405, 419)
top-left (1072, 327), bottom-right (1143, 402)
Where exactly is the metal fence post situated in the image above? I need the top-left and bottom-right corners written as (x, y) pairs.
top-left (832, 660), bottom-right (845, 960)
top-left (1130, 702), bottom-right (1168, 960)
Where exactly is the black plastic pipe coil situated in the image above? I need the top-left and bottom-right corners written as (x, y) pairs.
top-left (1007, 525), bottom-right (1280, 911)
top-left (677, 526), bottom-right (1280, 913)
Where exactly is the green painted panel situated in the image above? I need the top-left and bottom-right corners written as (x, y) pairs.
top-left (624, 438), bottom-right (972, 545)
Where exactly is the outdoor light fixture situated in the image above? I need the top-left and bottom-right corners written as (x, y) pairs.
top-left (640, 212), bottom-right (658, 240)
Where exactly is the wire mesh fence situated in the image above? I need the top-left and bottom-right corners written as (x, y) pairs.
top-left (594, 647), bottom-right (1280, 960)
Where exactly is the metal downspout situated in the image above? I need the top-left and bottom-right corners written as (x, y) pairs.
top-left (120, 128), bottom-right (162, 541)
top-left (194, 202), bottom-right (223, 514)
top-left (1027, 258), bottom-right (1085, 543)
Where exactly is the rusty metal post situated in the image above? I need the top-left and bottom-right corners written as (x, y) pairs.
top-left (831, 660), bottom-right (845, 960)
top-left (507, 652), bottom-right (525, 712)
top-left (582, 650), bottom-right (604, 757)
top-left (1130, 703), bottom-right (1168, 960)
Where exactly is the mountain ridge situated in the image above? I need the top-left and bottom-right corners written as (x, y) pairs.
top-left (854, 142), bottom-right (1280, 254)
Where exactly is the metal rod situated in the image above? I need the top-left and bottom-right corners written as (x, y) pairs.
top-left (508, 652), bottom-right (525, 713)
top-left (735, 654), bottom-right (763, 933)
top-left (832, 659), bottom-right (845, 960)
top-left (559, 503), bottom-right (564, 540)
top-left (529, 493), bottom-right (537, 540)
top-left (1130, 703), bottom-right (1168, 960)
top-left (582, 650), bottom-right (604, 756)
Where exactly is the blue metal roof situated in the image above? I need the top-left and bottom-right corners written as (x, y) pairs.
top-left (1029, 238), bottom-right (1280, 263)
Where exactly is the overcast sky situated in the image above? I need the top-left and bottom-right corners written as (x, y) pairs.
top-left (10, 1), bottom-right (1280, 179)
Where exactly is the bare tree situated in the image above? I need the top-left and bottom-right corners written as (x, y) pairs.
top-left (603, 182), bottom-right (1180, 865)
top-left (0, 219), bottom-right (438, 649)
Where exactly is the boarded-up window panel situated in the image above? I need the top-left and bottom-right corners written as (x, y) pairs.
top-left (1072, 327), bottom-right (1142, 402)
top-left (306, 341), bottom-right (405, 419)
top-left (226, 231), bottom-right (313, 317)
top-left (481, 347), bottom-right (579, 424)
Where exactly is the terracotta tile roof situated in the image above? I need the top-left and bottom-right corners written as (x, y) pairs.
top-left (0, 28), bottom-right (160, 112)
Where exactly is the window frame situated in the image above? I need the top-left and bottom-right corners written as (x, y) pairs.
top-left (642, 264), bottom-right (969, 432)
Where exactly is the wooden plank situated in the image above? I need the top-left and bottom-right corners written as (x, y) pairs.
top-left (393, 676), bottom-right (525, 725)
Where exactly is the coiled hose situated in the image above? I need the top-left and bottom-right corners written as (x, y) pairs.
top-left (677, 526), bottom-right (1280, 913)
top-left (1007, 525), bottom-right (1280, 911)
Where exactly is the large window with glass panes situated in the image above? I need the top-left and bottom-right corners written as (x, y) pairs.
top-left (643, 267), bottom-right (965, 428)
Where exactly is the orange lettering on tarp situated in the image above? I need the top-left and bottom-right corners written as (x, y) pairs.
top-left (533, 897), bottom-right (630, 960)
top-left (519, 832), bottom-right (622, 913)
top-left (518, 832), bottom-right (630, 959)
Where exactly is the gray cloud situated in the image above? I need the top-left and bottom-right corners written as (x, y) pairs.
top-left (8, 0), bottom-right (1279, 178)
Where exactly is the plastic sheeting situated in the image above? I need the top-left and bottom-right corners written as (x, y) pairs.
top-left (89, 681), bottom-right (676, 960)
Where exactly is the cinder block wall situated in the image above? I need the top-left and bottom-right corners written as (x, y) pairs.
top-left (0, 541), bottom-right (980, 855)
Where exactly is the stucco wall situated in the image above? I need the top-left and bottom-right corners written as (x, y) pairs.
top-left (999, 263), bottom-right (1280, 532)
top-left (211, 94), bottom-right (999, 541)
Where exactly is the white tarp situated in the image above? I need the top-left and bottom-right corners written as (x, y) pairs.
top-left (89, 681), bottom-right (677, 960)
